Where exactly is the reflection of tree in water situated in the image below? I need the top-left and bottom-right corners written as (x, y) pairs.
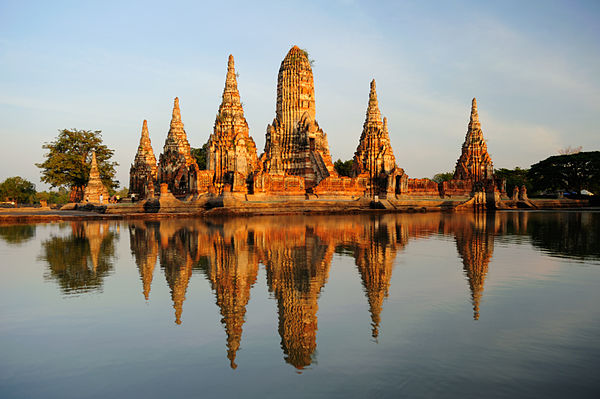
top-left (0, 224), bottom-right (36, 244)
top-left (454, 213), bottom-right (495, 320)
top-left (527, 212), bottom-right (600, 261)
top-left (41, 222), bottom-right (117, 294)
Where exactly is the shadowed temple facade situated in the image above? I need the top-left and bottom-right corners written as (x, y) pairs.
top-left (128, 45), bottom-right (507, 208)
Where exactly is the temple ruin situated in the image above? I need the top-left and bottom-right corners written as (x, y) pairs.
top-left (129, 120), bottom-right (157, 199)
top-left (127, 45), bottom-right (507, 211)
top-left (83, 151), bottom-right (109, 203)
top-left (207, 55), bottom-right (258, 195)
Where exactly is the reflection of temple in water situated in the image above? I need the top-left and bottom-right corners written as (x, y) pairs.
top-left (454, 213), bottom-right (495, 320)
top-left (129, 221), bottom-right (159, 300)
top-left (41, 221), bottom-right (117, 294)
top-left (37, 212), bottom-right (520, 368)
top-left (353, 217), bottom-right (407, 338)
top-left (259, 224), bottom-right (333, 370)
top-left (198, 223), bottom-right (260, 369)
top-left (158, 222), bottom-right (197, 325)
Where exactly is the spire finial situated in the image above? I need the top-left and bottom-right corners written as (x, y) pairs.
top-left (366, 79), bottom-right (381, 124)
top-left (228, 54), bottom-right (234, 69)
top-left (141, 119), bottom-right (149, 138)
top-left (172, 97), bottom-right (181, 122)
top-left (89, 150), bottom-right (100, 180)
top-left (470, 97), bottom-right (480, 127)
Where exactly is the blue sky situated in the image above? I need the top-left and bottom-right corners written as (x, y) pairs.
top-left (1, 0), bottom-right (598, 189)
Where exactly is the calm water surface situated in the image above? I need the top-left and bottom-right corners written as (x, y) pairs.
top-left (1, 211), bottom-right (599, 398)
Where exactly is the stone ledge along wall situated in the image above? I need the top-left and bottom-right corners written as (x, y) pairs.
top-left (404, 178), bottom-right (441, 197)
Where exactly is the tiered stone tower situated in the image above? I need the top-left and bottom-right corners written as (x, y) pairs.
top-left (207, 55), bottom-right (258, 194)
top-left (157, 97), bottom-right (199, 196)
top-left (83, 151), bottom-right (110, 203)
top-left (129, 120), bottom-right (158, 199)
top-left (351, 80), bottom-right (404, 196)
top-left (454, 98), bottom-right (494, 182)
top-left (259, 45), bottom-right (336, 188)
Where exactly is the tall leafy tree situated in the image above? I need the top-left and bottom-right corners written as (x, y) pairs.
top-left (0, 176), bottom-right (36, 204)
top-left (494, 167), bottom-right (531, 194)
top-left (431, 172), bottom-right (454, 183)
top-left (528, 151), bottom-right (600, 194)
top-left (191, 143), bottom-right (209, 170)
top-left (36, 129), bottom-right (119, 200)
top-left (334, 159), bottom-right (354, 177)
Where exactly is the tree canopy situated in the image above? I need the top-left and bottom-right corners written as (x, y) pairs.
top-left (0, 176), bottom-right (36, 204)
top-left (528, 151), bottom-right (600, 194)
top-left (431, 172), bottom-right (453, 183)
top-left (334, 159), bottom-right (354, 177)
top-left (494, 167), bottom-right (531, 194)
top-left (36, 129), bottom-right (119, 197)
top-left (191, 143), bottom-right (209, 170)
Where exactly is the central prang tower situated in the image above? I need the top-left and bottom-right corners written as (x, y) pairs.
top-left (259, 45), bottom-right (336, 188)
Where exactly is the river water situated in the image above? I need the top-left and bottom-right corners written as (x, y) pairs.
top-left (1, 211), bottom-right (599, 398)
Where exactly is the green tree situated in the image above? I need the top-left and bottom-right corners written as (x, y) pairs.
top-left (431, 172), bottom-right (453, 183)
top-left (191, 143), bottom-right (209, 170)
top-left (334, 159), bottom-right (354, 177)
top-left (36, 187), bottom-right (69, 205)
top-left (528, 151), bottom-right (600, 194)
top-left (36, 129), bottom-right (118, 201)
top-left (494, 167), bottom-right (531, 194)
top-left (0, 176), bottom-right (36, 204)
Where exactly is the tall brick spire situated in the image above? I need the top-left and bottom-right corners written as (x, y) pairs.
top-left (352, 79), bottom-right (397, 177)
top-left (129, 120), bottom-right (158, 198)
top-left (260, 45), bottom-right (336, 187)
top-left (163, 97), bottom-right (192, 164)
top-left (207, 54), bottom-right (258, 194)
top-left (365, 79), bottom-right (382, 126)
top-left (454, 97), bottom-right (494, 182)
top-left (276, 45), bottom-right (316, 134)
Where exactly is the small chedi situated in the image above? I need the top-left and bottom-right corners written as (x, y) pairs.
top-left (83, 151), bottom-right (109, 203)
top-left (129, 45), bottom-right (506, 210)
top-left (129, 120), bottom-right (157, 199)
top-left (207, 55), bottom-right (258, 194)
